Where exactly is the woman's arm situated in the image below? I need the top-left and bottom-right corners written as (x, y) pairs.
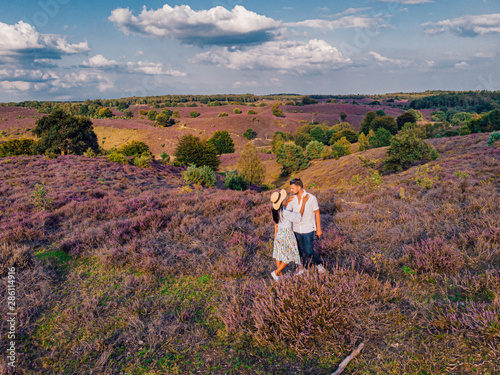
top-left (274, 223), bottom-right (278, 238)
top-left (299, 194), bottom-right (309, 216)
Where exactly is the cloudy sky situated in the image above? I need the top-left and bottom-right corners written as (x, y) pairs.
top-left (0, 0), bottom-right (499, 101)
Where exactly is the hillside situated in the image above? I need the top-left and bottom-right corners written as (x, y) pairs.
top-left (0, 132), bottom-right (499, 374)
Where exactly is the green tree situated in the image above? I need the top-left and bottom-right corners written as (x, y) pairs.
top-left (271, 133), bottom-right (285, 154)
top-left (0, 139), bottom-right (38, 157)
top-left (397, 111), bottom-right (417, 130)
top-left (208, 130), bottom-right (235, 155)
top-left (243, 128), bottom-right (256, 140)
top-left (294, 132), bottom-right (312, 148)
top-left (310, 126), bottom-right (328, 144)
top-left (122, 109), bottom-right (133, 119)
top-left (233, 108), bottom-right (242, 114)
top-left (117, 140), bottom-right (150, 156)
top-left (276, 142), bottom-right (310, 175)
top-left (371, 115), bottom-right (398, 135)
top-left (376, 110), bottom-right (386, 117)
top-left (330, 129), bottom-right (358, 144)
top-left (305, 140), bottom-right (324, 160)
top-left (98, 107), bottom-right (113, 118)
top-left (358, 132), bottom-right (370, 152)
top-left (147, 110), bottom-right (158, 121)
top-left (31, 109), bottom-right (99, 155)
top-left (360, 111), bottom-right (377, 135)
top-left (331, 137), bottom-right (352, 158)
top-left (407, 109), bottom-right (423, 121)
top-left (383, 133), bottom-right (438, 172)
top-left (369, 128), bottom-right (393, 148)
top-left (272, 102), bottom-right (283, 117)
top-left (237, 142), bottom-right (266, 185)
top-left (174, 134), bottom-right (220, 171)
top-left (183, 164), bottom-right (216, 187)
top-left (340, 112), bottom-right (347, 121)
top-left (189, 111), bottom-right (200, 118)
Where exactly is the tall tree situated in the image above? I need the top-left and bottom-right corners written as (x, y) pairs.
top-left (208, 130), bottom-right (235, 155)
top-left (174, 134), bottom-right (220, 170)
top-left (237, 143), bottom-right (266, 184)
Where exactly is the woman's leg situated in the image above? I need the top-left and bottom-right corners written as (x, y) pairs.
top-left (276, 261), bottom-right (288, 276)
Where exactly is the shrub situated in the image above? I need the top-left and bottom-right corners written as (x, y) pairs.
top-left (161, 109), bottom-right (173, 117)
top-left (0, 138), bottom-right (37, 157)
top-left (107, 151), bottom-right (128, 164)
top-left (208, 130), bottom-right (235, 155)
top-left (371, 115), bottom-right (398, 135)
top-left (138, 109), bottom-right (148, 116)
top-left (237, 143), bottom-right (265, 185)
top-left (147, 110), bottom-right (158, 121)
top-left (488, 131), bottom-right (500, 146)
top-left (155, 113), bottom-right (173, 127)
top-left (117, 140), bottom-right (150, 156)
top-left (160, 151), bottom-right (170, 164)
top-left (233, 108), bottom-right (242, 114)
top-left (174, 134), bottom-right (220, 170)
top-left (397, 111), bottom-right (417, 130)
top-left (331, 137), bottom-right (352, 158)
top-left (358, 133), bottom-right (370, 152)
top-left (223, 171), bottom-right (247, 190)
top-left (243, 128), bottom-right (256, 140)
top-left (171, 111), bottom-right (180, 118)
top-left (218, 112), bottom-right (229, 117)
top-left (98, 107), bottom-right (113, 118)
top-left (122, 109), bottom-right (133, 119)
top-left (369, 128), bottom-right (393, 148)
top-left (383, 133), bottom-right (439, 172)
top-left (406, 237), bottom-right (464, 275)
top-left (182, 164), bottom-right (216, 187)
top-left (189, 111), bottom-right (200, 118)
top-left (247, 109), bottom-right (257, 115)
top-left (294, 132), bottom-right (312, 149)
top-left (305, 140), bottom-right (324, 160)
top-left (459, 124), bottom-right (471, 136)
top-left (330, 129), bottom-right (358, 144)
top-left (30, 182), bottom-right (52, 211)
top-left (132, 151), bottom-right (152, 168)
top-left (272, 102), bottom-right (283, 117)
top-left (276, 142), bottom-right (310, 174)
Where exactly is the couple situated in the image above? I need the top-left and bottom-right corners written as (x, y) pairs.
top-left (270, 178), bottom-right (326, 281)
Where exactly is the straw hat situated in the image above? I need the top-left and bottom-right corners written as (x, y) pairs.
top-left (270, 189), bottom-right (287, 210)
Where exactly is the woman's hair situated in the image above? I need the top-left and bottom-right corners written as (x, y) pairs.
top-left (271, 204), bottom-right (283, 224)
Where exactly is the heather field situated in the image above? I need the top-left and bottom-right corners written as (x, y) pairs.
top-left (1, 132), bottom-right (499, 374)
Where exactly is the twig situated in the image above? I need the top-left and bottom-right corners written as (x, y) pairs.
top-left (331, 342), bottom-right (365, 375)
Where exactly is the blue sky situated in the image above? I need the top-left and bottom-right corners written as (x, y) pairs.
top-left (0, 0), bottom-right (499, 101)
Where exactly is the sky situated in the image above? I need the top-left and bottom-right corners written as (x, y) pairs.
top-left (0, 0), bottom-right (499, 102)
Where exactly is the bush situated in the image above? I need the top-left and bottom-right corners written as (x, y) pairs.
top-left (117, 140), bottom-right (150, 156)
top-left (155, 113), bottom-right (173, 127)
top-left (294, 132), bottom-right (312, 149)
top-left (233, 108), bottom-right (242, 114)
top-left (383, 133), bottom-right (439, 172)
top-left (358, 133), bottom-right (370, 152)
top-left (122, 109), bottom-right (133, 119)
top-left (224, 171), bottom-right (247, 190)
top-left (171, 111), bottom-right (180, 118)
top-left (237, 142), bottom-right (266, 185)
top-left (138, 109), bottom-right (148, 116)
top-left (276, 142), bottom-right (310, 174)
top-left (459, 124), bottom-right (471, 136)
top-left (369, 128), bottom-right (393, 148)
top-left (406, 237), bottom-right (464, 275)
top-left (371, 115), bottom-right (398, 135)
top-left (243, 128), bottom-right (256, 140)
top-left (397, 111), bottom-right (417, 130)
top-left (272, 102), bottom-right (283, 117)
top-left (247, 109), bottom-right (257, 115)
top-left (0, 138), bottom-right (37, 157)
top-left (488, 131), bottom-right (500, 146)
top-left (189, 111), bottom-right (200, 118)
top-left (331, 137), bottom-right (352, 158)
top-left (208, 130), bottom-right (235, 155)
top-left (218, 112), bottom-right (229, 117)
top-left (147, 110), bottom-right (158, 121)
top-left (174, 134), bottom-right (220, 170)
top-left (98, 107), bottom-right (113, 118)
top-left (132, 151), bottom-right (152, 168)
top-left (107, 151), bottom-right (129, 164)
top-left (330, 129), bottom-right (358, 144)
top-left (182, 164), bottom-right (216, 187)
top-left (160, 151), bottom-right (170, 164)
top-left (305, 140), bottom-right (324, 160)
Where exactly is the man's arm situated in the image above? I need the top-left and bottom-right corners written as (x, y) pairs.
top-left (314, 209), bottom-right (322, 237)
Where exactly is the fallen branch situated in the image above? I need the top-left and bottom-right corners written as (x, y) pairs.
top-left (331, 342), bottom-right (365, 375)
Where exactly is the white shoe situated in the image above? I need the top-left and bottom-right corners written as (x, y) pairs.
top-left (271, 271), bottom-right (280, 282)
top-left (317, 264), bottom-right (327, 274)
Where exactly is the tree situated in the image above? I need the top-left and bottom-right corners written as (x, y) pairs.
top-left (407, 109), bottom-right (423, 121)
top-left (272, 102), bottom-right (283, 117)
top-left (331, 137), bottom-right (352, 158)
top-left (397, 111), bottom-right (417, 130)
top-left (376, 109), bottom-right (386, 117)
top-left (271, 133), bottom-right (285, 154)
top-left (208, 130), bottom-right (235, 155)
top-left (147, 110), bottom-right (158, 121)
top-left (371, 116), bottom-right (398, 135)
top-left (358, 132), bottom-right (370, 152)
top-left (156, 113), bottom-right (174, 127)
top-left (340, 112), bottom-right (347, 121)
top-left (294, 132), bottom-right (312, 148)
top-left (98, 107), bottom-right (113, 118)
top-left (237, 143), bottom-right (266, 185)
top-left (122, 109), bottom-right (133, 119)
top-left (305, 140), bottom-right (324, 160)
top-left (174, 134), bottom-right (220, 171)
top-left (310, 126), bottom-right (328, 144)
top-left (330, 129), bottom-right (358, 144)
top-left (31, 109), bottom-right (99, 155)
top-left (369, 128), bottom-right (393, 148)
top-left (117, 140), bottom-right (150, 156)
top-left (383, 133), bottom-right (438, 172)
top-left (117, 101), bottom-right (129, 111)
top-left (360, 111), bottom-right (377, 135)
top-left (276, 142), bottom-right (310, 175)
top-left (243, 128), bottom-right (256, 140)
top-left (301, 96), bottom-right (318, 105)
top-left (189, 111), bottom-right (200, 118)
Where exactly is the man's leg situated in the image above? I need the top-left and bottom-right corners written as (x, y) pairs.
top-left (303, 232), bottom-right (322, 266)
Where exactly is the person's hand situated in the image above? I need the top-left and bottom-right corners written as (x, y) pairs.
top-left (286, 196), bottom-right (294, 205)
top-left (303, 194), bottom-right (309, 203)
top-left (316, 228), bottom-right (322, 238)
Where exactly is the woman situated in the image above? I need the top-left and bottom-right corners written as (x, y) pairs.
top-left (270, 188), bottom-right (309, 281)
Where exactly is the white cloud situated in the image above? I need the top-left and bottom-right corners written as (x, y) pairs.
top-left (368, 51), bottom-right (412, 66)
top-left (191, 39), bottom-right (352, 74)
top-left (287, 15), bottom-right (387, 30)
top-left (0, 20), bottom-right (90, 62)
top-left (421, 14), bottom-right (500, 37)
top-left (379, 0), bottom-right (433, 4)
top-left (135, 50), bottom-right (144, 56)
top-left (0, 80), bottom-right (31, 91)
top-left (82, 54), bottom-right (120, 68)
top-left (109, 4), bottom-right (281, 46)
top-left (332, 7), bottom-right (373, 18)
top-left (455, 61), bottom-right (469, 69)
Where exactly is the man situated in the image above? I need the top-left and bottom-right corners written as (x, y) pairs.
top-left (285, 178), bottom-right (326, 274)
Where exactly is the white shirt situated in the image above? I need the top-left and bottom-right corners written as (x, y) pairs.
top-left (277, 207), bottom-right (302, 230)
top-left (285, 189), bottom-right (319, 234)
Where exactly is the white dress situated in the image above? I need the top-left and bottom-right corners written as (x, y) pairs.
top-left (272, 208), bottom-right (302, 264)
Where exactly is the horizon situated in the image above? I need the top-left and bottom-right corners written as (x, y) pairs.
top-left (1, 1), bottom-right (499, 102)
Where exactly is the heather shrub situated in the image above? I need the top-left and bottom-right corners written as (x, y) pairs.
top-left (182, 164), bottom-right (216, 187)
top-left (488, 131), bottom-right (500, 146)
top-left (405, 237), bottom-right (464, 274)
top-left (383, 132), bottom-right (439, 172)
top-left (223, 171), bottom-right (247, 191)
top-left (0, 242), bottom-right (34, 276)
